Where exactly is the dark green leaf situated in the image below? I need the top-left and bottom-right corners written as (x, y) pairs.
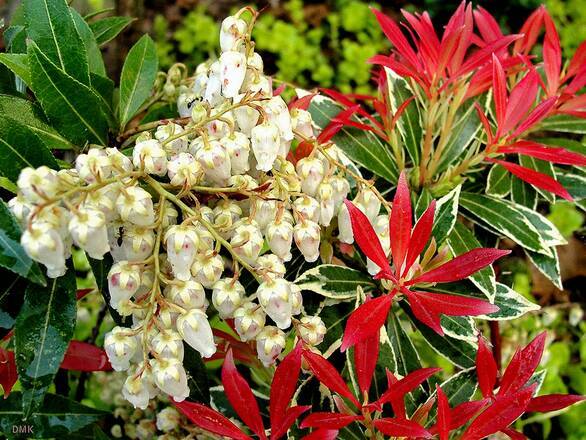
top-left (0, 53), bottom-right (30, 87)
top-left (415, 188), bottom-right (433, 219)
top-left (540, 115), bottom-right (586, 134)
top-left (437, 102), bottom-right (481, 172)
top-left (431, 185), bottom-right (460, 244)
top-left (70, 8), bottom-right (106, 77)
top-left (0, 270), bottom-right (25, 333)
top-left (119, 35), bottom-right (158, 129)
top-left (0, 201), bottom-right (45, 285)
top-left (295, 264), bottom-right (376, 299)
top-left (440, 315), bottom-right (476, 342)
top-left (0, 392), bottom-right (105, 439)
top-left (536, 137), bottom-right (584, 154)
top-left (427, 368), bottom-right (477, 426)
top-left (510, 175), bottom-right (537, 208)
top-left (90, 16), bottom-right (135, 47)
top-left (23, 0), bottom-right (90, 85)
top-left (486, 163), bottom-right (510, 198)
top-left (526, 248), bottom-right (562, 290)
top-left (28, 41), bottom-right (109, 145)
top-left (519, 155), bottom-right (555, 203)
top-left (475, 282), bottom-right (539, 320)
top-left (556, 172), bottom-right (586, 200)
top-left (183, 345), bottom-right (210, 404)
top-left (14, 266), bottom-right (76, 416)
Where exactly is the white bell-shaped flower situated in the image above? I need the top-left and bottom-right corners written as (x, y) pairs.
top-left (86, 183), bottom-right (119, 221)
top-left (206, 109), bottom-right (234, 139)
top-left (233, 94), bottom-right (259, 136)
top-left (367, 214), bottom-right (391, 275)
top-left (164, 225), bottom-right (200, 281)
top-left (211, 278), bottom-right (244, 319)
top-left (107, 261), bottom-right (141, 306)
top-left (176, 308), bottom-right (216, 358)
top-left (195, 139), bottom-right (231, 185)
top-left (242, 72), bottom-right (271, 96)
top-left (230, 219), bottom-right (264, 265)
top-left (264, 96), bottom-right (294, 141)
top-left (133, 139), bottom-right (167, 176)
top-left (165, 279), bottom-right (207, 310)
top-left (104, 326), bottom-right (137, 371)
top-left (192, 70), bottom-right (208, 98)
top-left (152, 330), bottom-right (185, 361)
top-left (17, 166), bottom-right (60, 202)
top-left (203, 61), bottom-right (223, 107)
top-left (222, 132), bottom-right (250, 175)
top-left (256, 254), bottom-right (286, 279)
top-left (294, 220), bottom-right (320, 262)
top-left (291, 108), bottom-right (314, 140)
top-left (121, 226), bottom-right (155, 262)
top-left (75, 149), bottom-right (112, 183)
top-left (293, 195), bottom-right (320, 223)
top-left (299, 316), bottom-right (327, 346)
top-left (251, 121), bottom-right (280, 172)
top-left (156, 123), bottom-right (188, 156)
top-left (105, 147), bottom-right (133, 174)
top-left (220, 51), bottom-right (247, 98)
top-left (296, 157), bottom-right (325, 197)
top-left (177, 92), bottom-right (196, 118)
top-left (167, 152), bottom-right (203, 187)
top-left (156, 407), bottom-right (181, 432)
top-left (256, 326), bottom-right (286, 367)
top-left (257, 278), bottom-right (293, 329)
top-left (157, 200), bottom-right (179, 229)
top-left (151, 358), bottom-right (190, 402)
top-left (266, 219), bottom-right (294, 262)
top-left (116, 186), bottom-right (155, 226)
top-left (317, 179), bottom-right (335, 227)
top-left (21, 221), bottom-right (67, 278)
top-left (122, 372), bottom-right (151, 409)
top-left (220, 16), bottom-right (247, 52)
top-left (252, 198), bottom-right (278, 231)
top-left (191, 251), bottom-right (224, 288)
top-left (7, 196), bottom-right (32, 229)
top-left (234, 301), bottom-right (266, 341)
top-left (290, 283), bottom-right (303, 316)
top-left (354, 189), bottom-right (381, 221)
top-left (330, 175), bottom-right (350, 209)
top-left (68, 207), bottom-right (110, 259)
top-left (337, 202), bottom-right (362, 244)
top-left (247, 52), bottom-right (264, 71)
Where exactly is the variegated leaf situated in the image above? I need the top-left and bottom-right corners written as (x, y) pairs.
top-left (486, 163), bottom-right (511, 198)
top-left (478, 283), bottom-right (540, 320)
top-left (432, 185), bottom-right (461, 244)
top-left (295, 264), bottom-right (376, 299)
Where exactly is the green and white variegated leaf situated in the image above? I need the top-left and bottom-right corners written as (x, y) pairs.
top-left (306, 94), bottom-right (399, 183)
top-left (440, 315), bottom-right (477, 342)
top-left (437, 102), bottom-right (482, 173)
top-left (540, 115), bottom-right (586, 134)
top-left (426, 368), bottom-right (478, 426)
top-left (415, 188), bottom-right (433, 219)
top-left (510, 175), bottom-right (537, 209)
top-left (486, 163), bottom-right (511, 198)
top-left (527, 369), bottom-right (547, 395)
top-left (448, 222), bottom-right (496, 301)
top-left (478, 282), bottom-right (540, 320)
top-left (526, 247), bottom-right (562, 290)
top-left (537, 137), bottom-right (584, 154)
top-left (460, 192), bottom-right (547, 254)
top-left (431, 184), bottom-right (460, 244)
top-left (512, 202), bottom-right (566, 247)
top-left (557, 172), bottom-right (586, 200)
top-left (519, 155), bottom-right (555, 203)
top-left (385, 68), bottom-right (421, 165)
top-left (294, 264), bottom-right (376, 299)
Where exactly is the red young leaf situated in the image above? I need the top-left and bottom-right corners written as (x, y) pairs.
top-left (390, 172), bottom-right (412, 273)
top-left (354, 332), bottom-right (380, 394)
top-left (526, 394), bottom-right (585, 413)
top-left (455, 35), bottom-right (521, 77)
top-left (476, 337), bottom-right (498, 398)
top-left (371, 8), bottom-right (420, 69)
top-left (222, 350), bottom-right (267, 440)
top-left (373, 418), bottom-right (432, 439)
top-left (567, 40), bottom-right (586, 79)
top-left (449, 399), bottom-right (490, 431)
top-left (270, 344), bottom-right (302, 432)
top-left (491, 159), bottom-right (573, 201)
top-left (474, 103), bottom-right (494, 144)
top-left (499, 332), bottom-right (546, 396)
top-left (542, 11), bottom-right (561, 95)
top-left (411, 291), bottom-right (500, 317)
top-left (60, 341), bottom-right (112, 372)
top-left (302, 350), bottom-right (360, 407)
top-left (403, 200), bottom-right (436, 277)
top-left (501, 428), bottom-right (528, 440)
top-left (436, 385), bottom-right (451, 440)
top-left (271, 405), bottom-right (311, 440)
top-left (462, 384), bottom-right (536, 440)
top-left (273, 83), bottom-right (287, 97)
top-left (174, 400), bottom-right (252, 440)
top-left (502, 71), bottom-right (540, 135)
top-left (405, 290), bottom-right (443, 335)
top-left (301, 429), bottom-right (339, 440)
top-left (0, 348), bottom-right (17, 398)
top-left (344, 200), bottom-right (392, 277)
top-left (340, 295), bottom-right (393, 352)
top-left (373, 367), bottom-right (442, 412)
top-left (300, 413), bottom-right (363, 430)
top-left (408, 248), bottom-right (510, 285)
top-left (498, 141), bottom-right (586, 166)
top-left (511, 96), bottom-right (557, 137)
top-left (289, 93), bottom-right (317, 111)
top-left (492, 54), bottom-right (507, 130)
top-left (514, 7), bottom-right (544, 55)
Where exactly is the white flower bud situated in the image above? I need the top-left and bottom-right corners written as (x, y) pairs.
top-left (230, 220), bottom-right (264, 265)
top-left (256, 254), bottom-right (286, 279)
top-left (247, 52), bottom-right (263, 71)
top-left (167, 153), bottom-right (203, 187)
top-left (220, 16), bottom-right (247, 52)
top-left (157, 123), bottom-right (188, 155)
top-left (233, 94), bottom-right (259, 136)
top-left (105, 148), bottom-right (133, 174)
top-left (152, 330), bottom-right (185, 361)
top-left (156, 407), bottom-right (181, 432)
top-left (165, 279), bottom-right (207, 311)
top-left (257, 278), bottom-right (293, 329)
top-left (294, 220), bottom-right (320, 262)
top-left (354, 189), bottom-right (381, 221)
top-left (193, 221), bottom-right (215, 252)
top-left (203, 61), bottom-right (223, 107)
top-left (213, 199), bottom-right (242, 232)
top-left (68, 207), bottom-right (110, 259)
top-left (17, 166), bottom-right (60, 202)
top-left (279, 139), bottom-right (292, 158)
top-left (122, 226), bottom-right (155, 261)
top-left (157, 201), bottom-right (179, 229)
top-left (337, 202), bottom-right (362, 244)
top-left (212, 278), bottom-right (244, 318)
top-left (21, 221), bottom-right (67, 278)
top-left (220, 51), bottom-right (247, 98)
top-left (195, 140), bottom-right (231, 185)
top-left (75, 149), bottom-right (112, 183)
top-left (331, 175), bottom-right (350, 209)
top-left (116, 186), bottom-right (155, 226)
top-left (251, 121), bottom-right (280, 172)
top-left (367, 215), bottom-right (391, 275)
top-left (296, 157), bottom-right (325, 197)
top-left (242, 73), bottom-right (271, 96)
top-left (264, 96), bottom-right (294, 141)
top-left (290, 283), bottom-right (303, 316)
top-left (122, 371), bottom-right (153, 410)
top-left (177, 92), bottom-right (197, 118)
top-left (151, 358), bottom-right (190, 402)
top-left (206, 109), bottom-right (234, 139)
top-left (192, 70), bottom-right (208, 97)
top-left (317, 179), bottom-right (335, 227)
top-left (293, 195), bottom-right (320, 223)
top-left (234, 301), bottom-right (266, 341)
top-left (266, 219), bottom-right (293, 261)
top-left (299, 316), bottom-right (326, 346)
top-left (8, 196), bottom-right (33, 229)
top-left (222, 132), bottom-right (250, 175)
top-left (108, 261), bottom-right (141, 306)
top-left (229, 174), bottom-right (258, 191)
top-left (104, 327), bottom-right (137, 371)
top-left (176, 309), bottom-right (216, 358)
top-left (291, 108), bottom-right (314, 140)
top-left (56, 168), bottom-right (81, 189)
top-left (252, 198), bottom-right (278, 231)
top-left (164, 225), bottom-right (200, 281)
top-left (86, 183), bottom-right (119, 221)
top-left (191, 251), bottom-right (224, 288)
top-left (273, 159), bottom-right (301, 194)
top-left (133, 139), bottom-right (167, 176)
top-left (256, 326), bottom-right (286, 367)
top-left (158, 307), bottom-right (180, 329)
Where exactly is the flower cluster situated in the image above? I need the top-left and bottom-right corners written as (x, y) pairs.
top-left (8, 8), bottom-right (354, 408)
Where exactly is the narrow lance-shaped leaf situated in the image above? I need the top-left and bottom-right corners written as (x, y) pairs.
top-left (373, 418), bottom-right (432, 439)
top-left (498, 140), bottom-right (586, 166)
top-left (341, 295), bottom-right (393, 352)
top-left (476, 336), bottom-right (497, 397)
top-left (60, 341), bottom-right (112, 372)
top-left (403, 200), bottom-right (436, 276)
top-left (90, 16), bottom-right (136, 47)
top-left (174, 400), bottom-right (251, 440)
top-left (390, 172), bottom-right (412, 273)
top-left (354, 332), bottom-right (380, 394)
top-left (0, 348), bottom-right (17, 397)
top-left (372, 367), bottom-right (441, 411)
top-left (526, 394), bottom-right (585, 413)
top-left (436, 385), bottom-right (451, 440)
top-left (270, 343), bottom-right (302, 432)
top-left (300, 413), bottom-right (363, 430)
top-left (498, 332), bottom-right (546, 396)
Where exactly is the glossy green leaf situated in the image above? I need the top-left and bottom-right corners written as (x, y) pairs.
top-left (460, 192), bottom-right (545, 253)
top-left (536, 137), bottom-right (584, 154)
top-left (415, 188), bottom-right (433, 219)
top-left (540, 115), bottom-right (586, 134)
top-left (0, 270), bottom-right (25, 332)
top-left (477, 282), bottom-right (540, 320)
top-left (0, 53), bottom-right (30, 86)
top-left (295, 264), bottom-right (376, 299)
top-left (28, 41), bottom-right (109, 145)
top-left (14, 266), bottom-right (76, 416)
top-left (519, 154), bottom-right (556, 203)
top-left (70, 8), bottom-right (106, 77)
top-left (512, 203), bottom-right (566, 248)
top-left (90, 16), bottom-right (135, 47)
top-left (486, 163), bottom-right (511, 198)
top-left (510, 174), bottom-right (537, 208)
top-left (308, 95), bottom-right (399, 183)
top-left (526, 248), bottom-right (562, 290)
top-left (440, 315), bottom-right (476, 342)
top-left (23, 0), bottom-right (90, 85)
top-left (0, 201), bottom-right (45, 286)
top-left (557, 172), bottom-right (586, 200)
top-left (437, 102), bottom-right (481, 172)
top-left (426, 368), bottom-right (477, 426)
top-left (431, 184), bottom-right (460, 244)
top-left (0, 392), bottom-right (105, 438)
top-left (183, 345), bottom-right (210, 404)
top-left (88, 255), bottom-right (128, 327)
top-left (119, 34), bottom-right (158, 129)
top-left (447, 222), bottom-right (496, 301)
